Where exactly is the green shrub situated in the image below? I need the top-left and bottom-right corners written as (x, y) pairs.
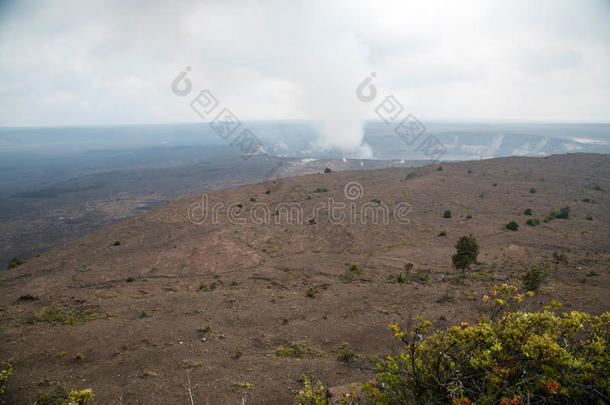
top-left (443, 210), bottom-right (452, 218)
top-left (295, 375), bottom-right (330, 405)
top-left (524, 208), bottom-right (533, 216)
top-left (586, 215), bottom-right (593, 221)
top-left (313, 187), bottom-right (328, 193)
top-left (113, 241), bottom-right (121, 246)
top-left (324, 167), bottom-right (332, 173)
top-left (438, 230), bottom-right (447, 237)
top-left (522, 264), bottom-right (548, 292)
top-left (264, 190), bottom-right (271, 194)
top-left (505, 220), bottom-right (519, 231)
top-left (336, 343), bottom-right (359, 364)
top-left (27, 306), bottom-right (101, 326)
top-left (529, 187), bottom-right (537, 194)
top-left (553, 251), bottom-right (568, 264)
top-left (34, 386), bottom-right (93, 405)
top-left (305, 286), bottom-right (320, 298)
top-left (198, 282), bottom-right (211, 292)
top-left (307, 218), bottom-right (316, 225)
top-left (340, 263), bottom-right (361, 283)
top-left (452, 234), bottom-right (479, 271)
top-left (526, 218), bottom-right (540, 227)
top-left (546, 206), bottom-right (570, 221)
top-left (437, 166), bottom-right (443, 171)
top-left (466, 214), bottom-right (472, 219)
top-left (7, 257), bottom-right (25, 269)
top-left (1, 361), bottom-right (12, 403)
top-left (317, 287), bottom-right (610, 405)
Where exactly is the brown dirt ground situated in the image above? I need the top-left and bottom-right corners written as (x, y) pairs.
top-left (1, 153), bottom-right (609, 404)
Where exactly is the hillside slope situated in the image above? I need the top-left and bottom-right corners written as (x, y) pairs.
top-left (1, 154), bottom-right (609, 404)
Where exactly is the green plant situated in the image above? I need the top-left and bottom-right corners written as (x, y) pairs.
top-left (522, 264), bottom-right (548, 292)
top-left (305, 286), bottom-right (320, 298)
top-left (585, 214), bottom-right (593, 221)
top-left (505, 220), bottom-right (519, 231)
top-left (582, 198), bottom-right (590, 203)
top-left (546, 206), bottom-right (570, 221)
top-left (275, 343), bottom-right (326, 358)
top-left (34, 386), bottom-right (94, 405)
top-left (438, 230), bottom-right (447, 237)
top-left (265, 190), bottom-right (271, 194)
top-left (295, 375), bottom-right (330, 405)
top-left (452, 234), bottom-right (479, 272)
top-left (467, 169), bottom-right (472, 173)
top-left (337, 343), bottom-right (359, 364)
top-left (198, 282), bottom-right (210, 292)
top-left (353, 298), bottom-right (609, 405)
top-left (443, 210), bottom-right (452, 218)
top-left (27, 306), bottom-right (101, 326)
top-left (324, 167), bottom-right (332, 173)
top-left (340, 263), bottom-right (361, 283)
top-left (250, 197), bottom-right (256, 202)
top-left (437, 165), bottom-right (443, 171)
top-left (113, 241), bottom-right (121, 246)
top-left (529, 187), bottom-right (537, 193)
top-left (466, 214), bottom-right (472, 219)
top-left (524, 208), bottom-right (533, 216)
top-left (553, 251), bottom-right (568, 264)
top-left (313, 187), bottom-right (328, 193)
top-left (526, 218), bottom-right (540, 227)
top-left (1, 361), bottom-right (12, 403)
top-left (126, 277), bottom-right (135, 282)
top-left (307, 218), bottom-right (316, 225)
top-left (7, 257), bottom-right (25, 269)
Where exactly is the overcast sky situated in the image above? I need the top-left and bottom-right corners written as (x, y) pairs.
top-left (0, 0), bottom-right (609, 128)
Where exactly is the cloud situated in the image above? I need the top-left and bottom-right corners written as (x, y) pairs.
top-left (0, 0), bottom-right (608, 147)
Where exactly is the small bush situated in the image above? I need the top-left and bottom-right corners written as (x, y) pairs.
top-left (313, 187), bottom-right (328, 193)
top-left (522, 264), bottom-right (548, 291)
top-left (505, 220), bottom-right (519, 231)
top-left (452, 235), bottom-right (479, 271)
top-left (337, 343), bottom-right (359, 363)
top-left (305, 286), bottom-right (320, 298)
top-left (264, 190), bottom-right (271, 194)
top-left (295, 375), bottom-right (330, 405)
top-left (553, 251), bottom-right (568, 264)
top-left (437, 165), bottom-right (443, 171)
top-left (307, 218), bottom-right (316, 225)
top-left (526, 218), bottom-right (540, 227)
top-left (1, 361), bottom-right (12, 402)
top-left (324, 167), bottom-right (332, 173)
top-left (7, 257), bottom-right (25, 269)
top-left (113, 241), bottom-right (121, 246)
top-left (523, 208), bottom-right (532, 216)
top-left (586, 214), bottom-right (593, 221)
top-left (529, 187), bottom-right (537, 193)
top-left (443, 210), bottom-right (452, 218)
top-left (27, 306), bottom-right (101, 326)
top-left (198, 283), bottom-right (210, 292)
top-left (276, 343), bottom-right (326, 358)
top-left (249, 197), bottom-right (256, 202)
top-left (438, 230), bottom-right (447, 237)
top-left (466, 214), bottom-right (472, 219)
top-left (34, 386), bottom-right (94, 405)
top-left (582, 198), bottom-right (590, 203)
top-left (340, 263), bottom-right (361, 283)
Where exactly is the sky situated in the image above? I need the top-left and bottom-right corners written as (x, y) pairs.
top-left (0, 0), bottom-right (609, 141)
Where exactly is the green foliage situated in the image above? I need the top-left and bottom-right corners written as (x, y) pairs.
top-left (505, 220), bottom-right (519, 231)
top-left (324, 167), bottom-right (332, 173)
top-left (295, 375), bottom-right (330, 405)
top-left (307, 218), bottom-right (316, 225)
top-left (438, 230), bottom-right (447, 237)
top-left (313, 187), bottom-right (328, 193)
top-left (34, 386), bottom-right (94, 405)
top-left (265, 190), bottom-right (271, 194)
top-left (466, 214), bottom-right (472, 219)
top-left (546, 207), bottom-right (570, 221)
top-left (275, 343), bottom-right (326, 358)
top-left (523, 208), bottom-right (533, 216)
top-left (522, 264), bottom-right (548, 292)
top-left (340, 263), bottom-right (361, 283)
top-left (198, 282), bottom-right (211, 292)
top-left (553, 251), bottom-right (568, 264)
top-left (336, 343), bottom-right (359, 364)
top-left (126, 277), bottom-right (135, 282)
top-left (345, 288), bottom-right (610, 405)
top-left (1, 361), bottom-right (12, 403)
top-left (586, 215), bottom-right (593, 221)
top-left (443, 210), bottom-right (452, 218)
top-left (437, 166), bottom-right (443, 171)
top-left (526, 218), bottom-right (540, 227)
top-left (305, 286), bottom-right (320, 298)
top-left (452, 234), bottom-right (479, 271)
top-left (7, 257), bottom-right (25, 269)
top-left (250, 197), bottom-right (256, 202)
top-left (27, 306), bottom-right (101, 326)
top-left (529, 187), bottom-right (537, 194)
top-left (113, 241), bottom-right (121, 246)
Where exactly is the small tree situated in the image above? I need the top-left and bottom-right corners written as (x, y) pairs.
top-left (452, 234), bottom-right (479, 271)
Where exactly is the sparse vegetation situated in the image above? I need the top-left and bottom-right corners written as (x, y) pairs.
top-left (313, 187), bottom-right (328, 193)
top-left (27, 306), bottom-right (102, 326)
top-left (466, 214), bottom-right (472, 219)
top-left (336, 343), bottom-right (359, 364)
top-left (443, 210), bottom-right (452, 218)
top-left (126, 277), bottom-right (135, 282)
top-left (198, 282), bottom-right (211, 292)
top-left (505, 220), bottom-right (519, 231)
top-left (275, 342), bottom-right (326, 359)
top-left (526, 218), bottom-right (540, 227)
top-left (324, 167), bottom-right (332, 173)
top-left (452, 234), bottom-right (479, 272)
top-left (553, 251), bottom-right (568, 264)
top-left (437, 165), bottom-right (443, 171)
top-left (523, 208), bottom-right (533, 215)
top-left (545, 206), bottom-right (570, 221)
top-left (307, 218), bottom-right (316, 225)
top-left (587, 183), bottom-right (604, 192)
top-left (264, 190), bottom-right (271, 194)
top-left (438, 230), bottom-right (447, 237)
top-left (305, 286), bottom-right (320, 298)
top-left (295, 375), bottom-right (329, 405)
top-left (33, 386), bottom-right (94, 405)
top-left (113, 241), bottom-right (121, 246)
top-left (1, 361), bottom-right (12, 403)
top-left (586, 214), bottom-right (593, 221)
top-left (7, 257), bottom-right (25, 269)
top-left (340, 263), bottom-right (361, 283)
top-left (522, 264), bottom-right (548, 292)
top-left (529, 187), bottom-right (537, 193)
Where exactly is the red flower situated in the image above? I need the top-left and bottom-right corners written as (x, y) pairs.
top-left (542, 379), bottom-right (559, 394)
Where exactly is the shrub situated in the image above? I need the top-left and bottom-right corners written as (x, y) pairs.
top-left (522, 264), bottom-right (548, 292)
top-left (466, 214), bottom-right (472, 219)
top-left (443, 210), bottom-right (452, 218)
top-left (313, 187), bottom-right (328, 193)
top-left (250, 197), bottom-right (256, 202)
top-left (295, 375), bottom-right (330, 405)
top-left (526, 218), bottom-right (540, 227)
top-left (324, 167), bottom-right (332, 173)
top-left (307, 218), bottom-right (316, 225)
top-left (264, 190), bottom-right (271, 194)
top-left (524, 208), bottom-right (533, 216)
top-left (582, 198), bottom-right (590, 203)
top-left (553, 251), bottom-right (568, 264)
top-left (438, 230), bottom-right (447, 237)
top-left (354, 303), bottom-right (609, 404)
top-left (556, 206), bottom-right (570, 219)
top-left (34, 386), bottom-right (94, 405)
top-left (305, 286), bottom-right (320, 298)
top-left (337, 343), bottom-right (359, 364)
top-left (27, 306), bottom-right (101, 326)
top-left (452, 235), bottom-right (479, 271)
top-left (113, 241), bottom-right (121, 246)
top-left (199, 282), bottom-right (211, 292)
top-left (586, 215), bottom-right (593, 221)
top-left (7, 257), bottom-right (25, 269)
top-left (529, 187), bottom-right (537, 194)
top-left (505, 220), bottom-right (519, 231)
top-left (1, 361), bottom-right (12, 402)
top-left (437, 166), bottom-right (443, 171)
top-left (340, 263), bottom-right (361, 283)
